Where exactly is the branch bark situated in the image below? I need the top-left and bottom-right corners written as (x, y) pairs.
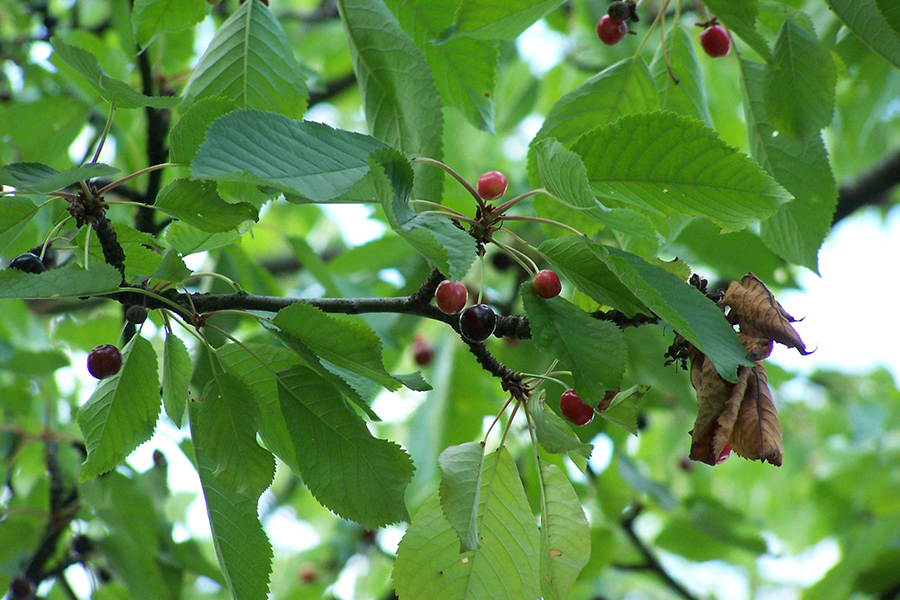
top-left (834, 148), bottom-right (900, 224)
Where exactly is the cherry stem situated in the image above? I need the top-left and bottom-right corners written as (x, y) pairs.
top-left (411, 156), bottom-right (486, 211)
top-left (501, 215), bottom-right (588, 237)
top-left (488, 236), bottom-right (539, 275)
top-left (96, 163), bottom-right (182, 196)
top-left (484, 396), bottom-right (513, 442)
top-left (409, 199), bottom-right (468, 218)
top-left (492, 189), bottom-right (545, 217)
top-left (90, 96), bottom-right (116, 165)
top-left (521, 373), bottom-right (570, 389)
top-left (416, 210), bottom-right (480, 226)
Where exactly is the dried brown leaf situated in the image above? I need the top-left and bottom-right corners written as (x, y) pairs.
top-left (729, 363), bottom-right (783, 466)
top-left (739, 333), bottom-right (773, 361)
top-left (689, 359), bottom-right (749, 465)
top-left (721, 273), bottom-right (809, 354)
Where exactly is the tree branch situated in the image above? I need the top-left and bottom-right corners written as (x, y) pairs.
top-left (834, 148), bottom-right (900, 224)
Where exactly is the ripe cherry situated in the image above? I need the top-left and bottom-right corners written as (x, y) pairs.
top-left (435, 280), bottom-right (468, 314)
top-left (559, 389), bottom-right (594, 426)
top-left (412, 337), bottom-right (435, 366)
top-left (9, 252), bottom-right (46, 274)
top-left (532, 269), bottom-right (562, 298)
top-left (87, 344), bottom-right (122, 380)
top-left (700, 25), bottom-right (730, 58)
top-left (459, 304), bottom-right (497, 343)
top-left (476, 171), bottom-right (508, 200)
top-left (597, 15), bottom-right (628, 45)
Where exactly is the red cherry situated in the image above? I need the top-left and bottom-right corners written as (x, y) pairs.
top-left (532, 269), bottom-right (562, 298)
top-left (679, 457), bottom-right (694, 472)
top-left (596, 16), bottom-right (627, 45)
top-left (435, 280), bottom-right (468, 314)
top-left (559, 389), bottom-right (594, 426)
top-left (87, 344), bottom-right (122, 379)
top-left (412, 337), bottom-right (435, 366)
top-left (700, 25), bottom-right (730, 58)
top-left (476, 171), bottom-right (508, 200)
top-left (459, 304), bottom-right (497, 343)
top-left (716, 444), bottom-right (732, 464)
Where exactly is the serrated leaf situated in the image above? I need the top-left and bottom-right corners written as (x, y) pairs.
top-left (650, 25), bottom-right (711, 126)
top-left (370, 148), bottom-right (476, 280)
top-left (765, 20), bottom-right (836, 139)
top-left (277, 366), bottom-right (414, 527)
top-left (0, 196), bottom-right (39, 252)
top-left (877, 0), bottom-right (900, 35)
top-left (168, 97), bottom-right (238, 165)
top-left (597, 384), bottom-right (649, 435)
top-left (150, 249), bottom-right (192, 283)
top-left (49, 37), bottom-right (181, 109)
top-left (393, 449), bottom-right (540, 600)
top-left (573, 111), bottom-right (792, 232)
top-left (438, 442), bottom-right (485, 552)
top-left (741, 59), bottom-right (836, 272)
top-left (132, 0), bottom-right (208, 49)
top-left (78, 335), bottom-right (161, 481)
top-left (182, 0), bottom-right (307, 117)
top-left (535, 138), bottom-right (596, 210)
top-left (700, 0), bottom-right (771, 61)
top-left (539, 462), bottom-right (590, 600)
top-left (826, 0), bottom-right (900, 69)
top-left (191, 110), bottom-right (388, 201)
top-left (338, 0), bottom-right (444, 200)
top-left (599, 244), bottom-right (752, 381)
top-left (155, 179), bottom-right (258, 232)
top-left (522, 285), bottom-right (626, 407)
top-left (0, 162), bottom-right (118, 193)
top-left (439, 0), bottom-right (565, 41)
top-left (165, 221), bottom-right (241, 255)
top-left (526, 393), bottom-right (592, 459)
top-left (162, 333), bottom-right (191, 426)
top-left (190, 402), bottom-right (273, 600)
top-left (0, 262), bottom-right (121, 299)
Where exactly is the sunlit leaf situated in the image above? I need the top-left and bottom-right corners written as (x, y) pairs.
top-left (650, 25), bottom-right (711, 126)
top-left (0, 262), bottom-right (122, 300)
top-left (132, 0), bottom-right (208, 49)
top-left (162, 333), bottom-right (191, 426)
top-left (439, 0), bottom-right (565, 41)
top-left (438, 441), bottom-right (485, 552)
top-left (538, 462), bottom-right (590, 600)
top-left (155, 179), bottom-right (258, 232)
top-left (825, 0), bottom-right (900, 69)
top-left (0, 162), bottom-right (117, 193)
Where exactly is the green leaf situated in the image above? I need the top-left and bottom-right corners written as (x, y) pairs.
top-left (182, 0), bottom-right (308, 117)
top-left (0, 162), bottom-right (118, 193)
top-left (191, 110), bottom-right (388, 201)
top-left (370, 149), bottom-right (477, 281)
top-left (741, 59), bottom-right (837, 272)
top-left (190, 401), bottom-right (273, 600)
top-left (765, 20), bottom-right (836, 139)
top-left (168, 97), bottom-right (237, 165)
top-left (599, 244), bottom-right (752, 381)
top-left (277, 365), bottom-right (414, 527)
top-left (877, 0), bottom-right (900, 35)
top-left (393, 449), bottom-right (540, 600)
top-left (49, 37), bottom-right (181, 109)
top-left (2, 349), bottom-right (69, 376)
top-left (197, 371), bottom-right (275, 497)
top-left (597, 384), bottom-right (649, 435)
top-left (386, 0), bottom-right (498, 132)
top-left (165, 221), bottom-right (242, 255)
top-left (538, 462), bottom-right (590, 600)
top-left (162, 333), bottom-right (191, 426)
top-left (438, 441), bottom-right (485, 552)
top-left (0, 96), bottom-right (92, 165)
top-left (150, 249), bottom-right (192, 283)
top-left (439, 0), bottom-right (565, 41)
top-left (526, 393), bottom-right (592, 459)
top-left (78, 335), bottom-right (161, 481)
top-left (522, 284), bottom-right (626, 407)
top-left (700, 0), bottom-right (771, 61)
top-left (573, 111), bottom-right (792, 232)
top-left (528, 58), bottom-right (657, 182)
top-left (132, 0), bottom-right (208, 50)
top-left (337, 0), bottom-right (444, 200)
top-left (0, 262), bottom-right (122, 300)
top-left (534, 138), bottom-right (597, 210)
top-left (155, 179), bottom-right (258, 232)
top-left (0, 197), bottom-right (39, 253)
top-left (650, 25), bottom-right (711, 126)
top-left (825, 0), bottom-right (900, 69)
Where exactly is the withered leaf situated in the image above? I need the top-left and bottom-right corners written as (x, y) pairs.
top-left (689, 359), bottom-right (749, 465)
top-left (721, 273), bottom-right (809, 354)
top-left (729, 363), bottom-right (783, 466)
top-left (738, 333), bottom-right (773, 361)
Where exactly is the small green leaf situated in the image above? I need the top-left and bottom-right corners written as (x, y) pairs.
top-left (150, 249), bottom-right (192, 283)
top-left (0, 262), bottom-right (122, 300)
top-left (438, 441), bottom-right (485, 552)
top-left (162, 333), bottom-right (191, 426)
top-left (183, 0), bottom-right (308, 117)
top-left (522, 284), bottom-right (626, 407)
top-left (534, 138), bottom-right (596, 210)
top-left (191, 110), bottom-right (388, 201)
top-left (825, 0), bottom-right (900, 69)
top-left (0, 197), bottom-right (39, 253)
top-left (132, 0), bottom-right (208, 49)
top-left (165, 221), bottom-right (242, 256)
top-left (700, 0), bottom-right (771, 61)
top-left (50, 37), bottom-right (181, 109)
top-left (573, 111), bottom-right (792, 232)
top-left (526, 393), bottom-right (592, 459)
top-left (877, 0), bottom-right (900, 35)
top-left (539, 462), bottom-right (590, 600)
top-left (78, 335), bottom-right (161, 481)
top-left (440, 0), bottom-right (565, 41)
top-left (650, 25), bottom-right (711, 126)
top-left (168, 97), bottom-right (238, 165)
top-left (597, 384), bottom-right (649, 435)
top-left (277, 366), bottom-right (414, 527)
top-left (155, 179), bottom-right (258, 232)
top-left (0, 162), bottom-right (118, 193)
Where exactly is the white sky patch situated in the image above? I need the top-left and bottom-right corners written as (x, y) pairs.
top-left (517, 20), bottom-right (567, 75)
top-left (264, 506), bottom-right (321, 552)
top-left (758, 536), bottom-right (841, 586)
top-left (68, 125), bottom-right (117, 165)
top-left (322, 203), bottom-right (386, 246)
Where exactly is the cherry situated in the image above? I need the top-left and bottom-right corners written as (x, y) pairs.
top-left (476, 170), bottom-right (508, 200)
top-left (435, 280), bottom-right (468, 314)
top-left (596, 16), bottom-right (627, 45)
top-left (532, 269), bottom-right (562, 298)
top-left (125, 305), bottom-right (148, 324)
top-left (412, 337), bottom-right (435, 366)
top-left (559, 389), bottom-right (594, 426)
top-left (297, 564), bottom-right (318, 584)
top-left (8, 252), bottom-right (46, 274)
top-left (9, 576), bottom-right (34, 600)
top-left (700, 25), bottom-right (730, 58)
top-left (679, 457), bottom-right (694, 472)
top-left (87, 344), bottom-right (122, 380)
top-left (459, 304), bottom-right (496, 343)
